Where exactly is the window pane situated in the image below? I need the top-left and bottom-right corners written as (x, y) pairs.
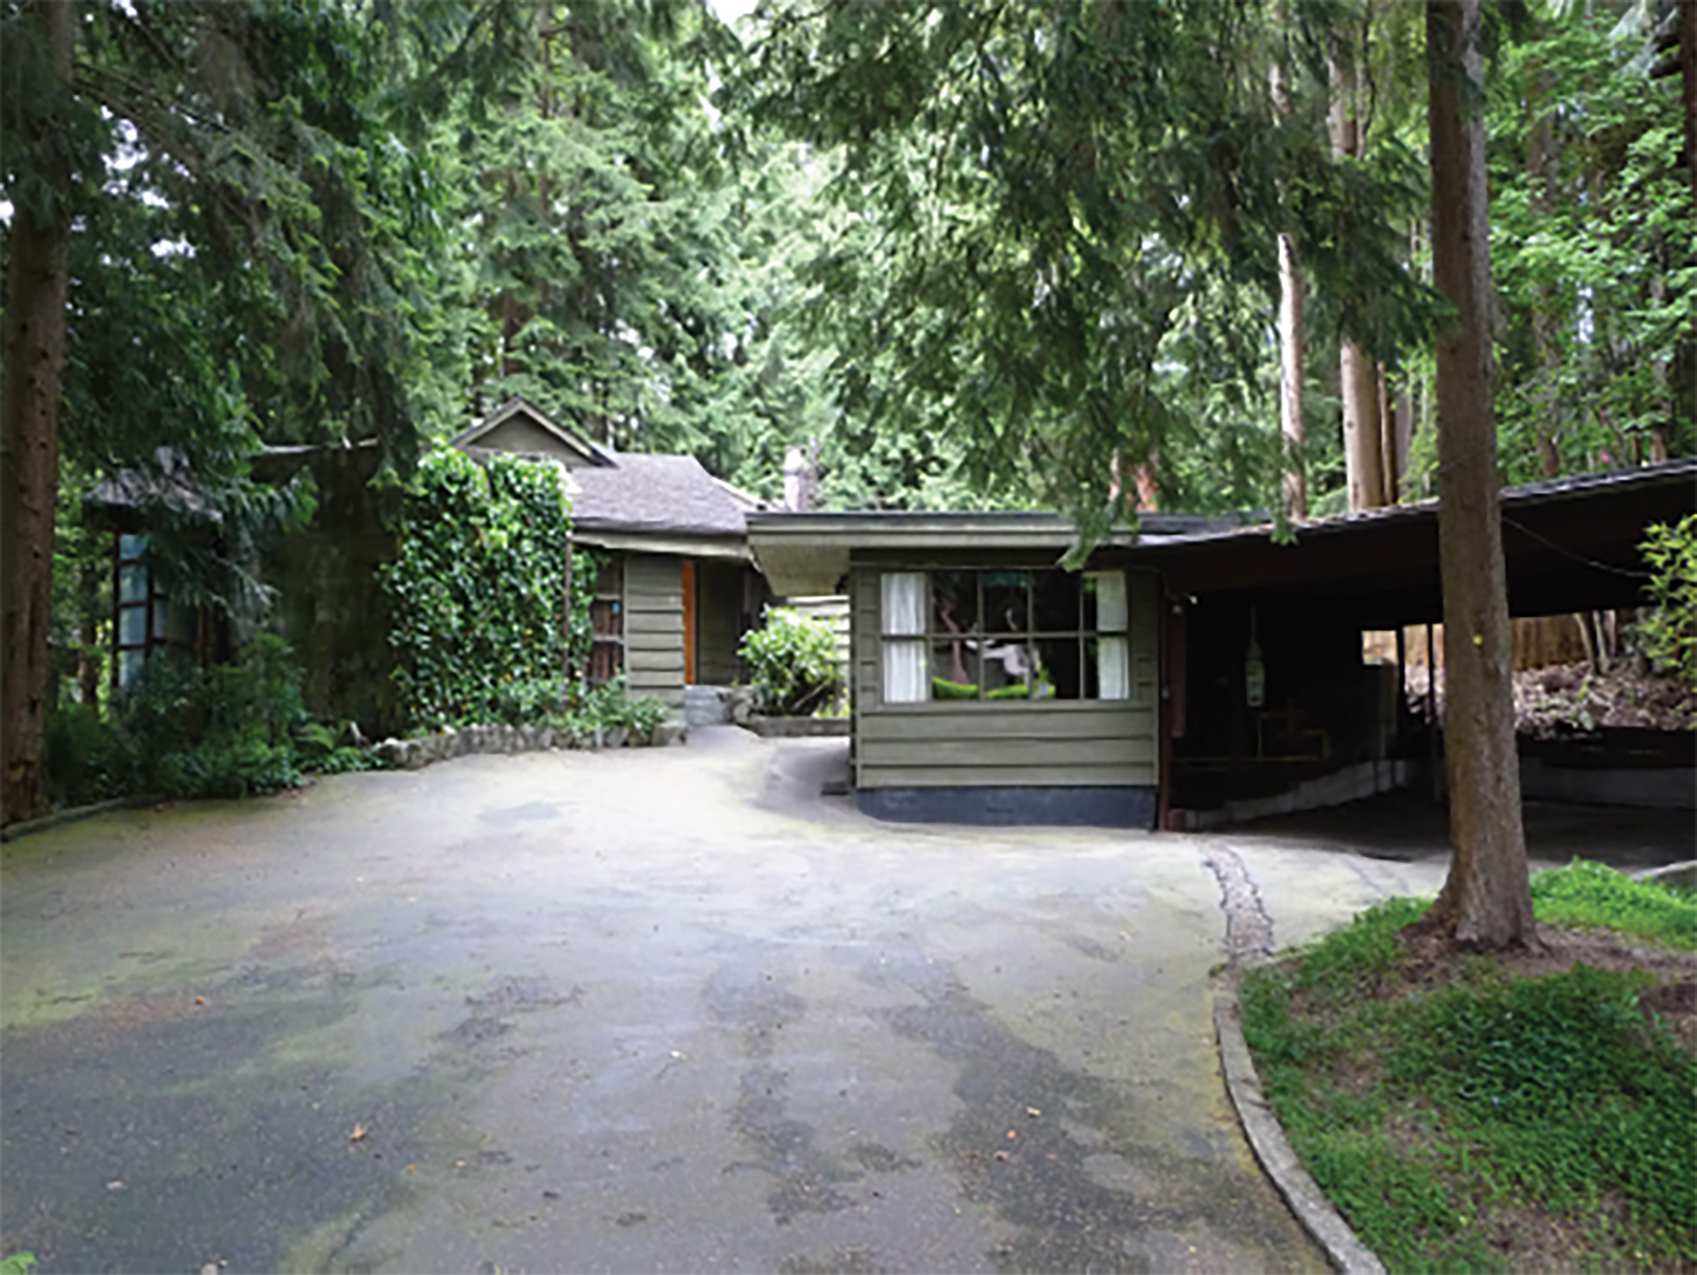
top-left (118, 649), bottom-right (144, 689)
top-left (152, 599), bottom-right (170, 640)
top-left (982, 571), bottom-right (1030, 634)
top-left (1089, 571), bottom-right (1128, 632)
top-left (931, 640), bottom-right (979, 698)
top-left (931, 570), bottom-right (979, 635)
top-left (881, 572), bottom-right (927, 636)
top-left (590, 599), bottom-right (622, 637)
top-left (883, 637), bottom-right (929, 702)
top-left (119, 605), bottom-right (148, 646)
top-left (118, 533), bottom-right (146, 563)
top-left (1034, 637), bottom-right (1084, 699)
top-left (980, 636), bottom-right (1036, 696)
top-left (118, 564), bottom-right (148, 603)
top-left (1033, 571), bottom-right (1080, 632)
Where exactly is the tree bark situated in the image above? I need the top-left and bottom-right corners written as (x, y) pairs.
top-left (1, 0), bottom-right (77, 826)
top-left (1682, 0), bottom-right (1696, 210)
top-left (1423, 0), bottom-right (1536, 948)
top-left (1331, 42), bottom-right (1387, 511)
top-left (1278, 232), bottom-right (1308, 520)
top-left (1525, 88), bottom-right (1564, 480)
top-left (1271, 53), bottom-right (1307, 521)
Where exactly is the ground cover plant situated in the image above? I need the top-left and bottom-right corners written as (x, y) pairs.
top-left (1241, 862), bottom-right (1697, 1272)
top-left (40, 633), bottom-right (373, 809)
top-left (738, 608), bottom-right (841, 717)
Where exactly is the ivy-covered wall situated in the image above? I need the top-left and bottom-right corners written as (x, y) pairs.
top-left (382, 449), bottom-right (598, 730)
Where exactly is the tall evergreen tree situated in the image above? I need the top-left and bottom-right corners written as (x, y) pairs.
top-left (1, 0), bottom-right (494, 821)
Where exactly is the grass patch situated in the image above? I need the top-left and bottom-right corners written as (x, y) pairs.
top-left (1532, 859), bottom-right (1697, 951)
top-left (1242, 861), bottom-right (1697, 1271)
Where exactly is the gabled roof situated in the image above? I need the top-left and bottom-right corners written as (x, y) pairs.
top-left (450, 397), bottom-right (767, 552)
top-left (450, 397), bottom-right (614, 467)
top-left (568, 453), bottom-right (753, 538)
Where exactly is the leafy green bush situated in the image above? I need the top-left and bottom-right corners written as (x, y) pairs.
top-left (114, 633), bottom-right (306, 799)
top-left (41, 634), bottom-right (377, 805)
top-left (571, 676), bottom-right (668, 743)
top-left (739, 608), bottom-right (840, 716)
top-left (1639, 513), bottom-right (1696, 689)
top-left (43, 701), bottom-right (124, 807)
top-left (382, 449), bottom-right (600, 730)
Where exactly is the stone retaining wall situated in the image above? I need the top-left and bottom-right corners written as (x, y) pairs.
top-left (374, 720), bottom-right (687, 770)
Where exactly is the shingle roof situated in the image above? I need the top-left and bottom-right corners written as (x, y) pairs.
top-left (84, 447), bottom-right (222, 523)
top-left (567, 452), bottom-right (752, 538)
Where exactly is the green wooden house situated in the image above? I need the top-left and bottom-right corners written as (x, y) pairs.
top-left (747, 512), bottom-right (1179, 826)
top-left (749, 460), bottom-right (1696, 829)
top-left (453, 399), bottom-right (768, 712)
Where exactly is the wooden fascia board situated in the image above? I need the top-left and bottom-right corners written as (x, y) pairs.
top-left (570, 528), bottom-right (752, 562)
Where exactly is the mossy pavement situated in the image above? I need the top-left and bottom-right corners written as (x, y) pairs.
top-left (2, 730), bottom-right (1687, 1272)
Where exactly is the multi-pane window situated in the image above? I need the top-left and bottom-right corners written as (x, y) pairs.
top-left (588, 555), bottom-right (625, 685)
top-left (114, 534), bottom-right (172, 689)
top-left (880, 569), bottom-right (1129, 704)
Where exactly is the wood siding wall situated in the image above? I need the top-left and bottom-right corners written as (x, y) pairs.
top-left (850, 563), bottom-right (1160, 789)
top-left (624, 552), bottom-right (686, 710)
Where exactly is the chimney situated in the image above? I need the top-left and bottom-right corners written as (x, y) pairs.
top-left (783, 444), bottom-right (813, 512)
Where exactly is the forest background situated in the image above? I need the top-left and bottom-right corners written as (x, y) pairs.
top-left (1, 0), bottom-right (1693, 826)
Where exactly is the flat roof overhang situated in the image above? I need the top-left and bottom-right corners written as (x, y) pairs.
top-left (572, 525), bottom-right (752, 563)
top-left (747, 510), bottom-right (1237, 595)
top-left (1118, 460), bottom-right (1696, 627)
top-left (748, 461), bottom-right (1694, 622)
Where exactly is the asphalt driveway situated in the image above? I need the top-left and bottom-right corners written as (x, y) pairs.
top-left (3, 730), bottom-right (1474, 1272)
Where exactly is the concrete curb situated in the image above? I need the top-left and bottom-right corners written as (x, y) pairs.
top-left (1, 797), bottom-right (136, 844)
top-left (1214, 965), bottom-right (1388, 1275)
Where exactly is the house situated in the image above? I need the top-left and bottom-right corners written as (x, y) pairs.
top-left (745, 509), bottom-right (1237, 826)
top-left (452, 398), bottom-right (769, 712)
top-left (83, 447), bottom-right (233, 690)
top-left (749, 459), bottom-right (1696, 828)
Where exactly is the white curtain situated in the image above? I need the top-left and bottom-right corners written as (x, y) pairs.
top-left (881, 572), bottom-right (929, 703)
top-left (1090, 571), bottom-right (1130, 701)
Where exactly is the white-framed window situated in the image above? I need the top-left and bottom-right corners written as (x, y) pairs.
top-left (878, 569), bottom-right (1131, 704)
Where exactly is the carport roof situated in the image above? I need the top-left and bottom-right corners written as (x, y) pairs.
top-left (1125, 459), bottom-right (1695, 625)
top-left (748, 460), bottom-right (1695, 622)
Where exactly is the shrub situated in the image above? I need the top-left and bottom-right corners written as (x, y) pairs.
top-left (113, 633), bottom-right (307, 799)
top-left (573, 676), bottom-right (669, 743)
top-left (381, 449), bottom-right (599, 730)
top-left (1639, 513), bottom-right (1696, 689)
top-left (42, 701), bottom-right (123, 807)
top-left (739, 608), bottom-right (840, 716)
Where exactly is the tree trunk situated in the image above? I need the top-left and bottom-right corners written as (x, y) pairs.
top-left (1278, 233), bottom-right (1308, 520)
top-left (1272, 54), bottom-right (1307, 521)
top-left (1682, 0), bottom-right (1696, 210)
top-left (1422, 0), bottom-right (1536, 949)
top-left (1377, 362), bottom-right (1399, 501)
top-left (1, 0), bottom-right (77, 827)
top-left (1331, 42), bottom-right (1388, 511)
top-left (1526, 90), bottom-right (1564, 480)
